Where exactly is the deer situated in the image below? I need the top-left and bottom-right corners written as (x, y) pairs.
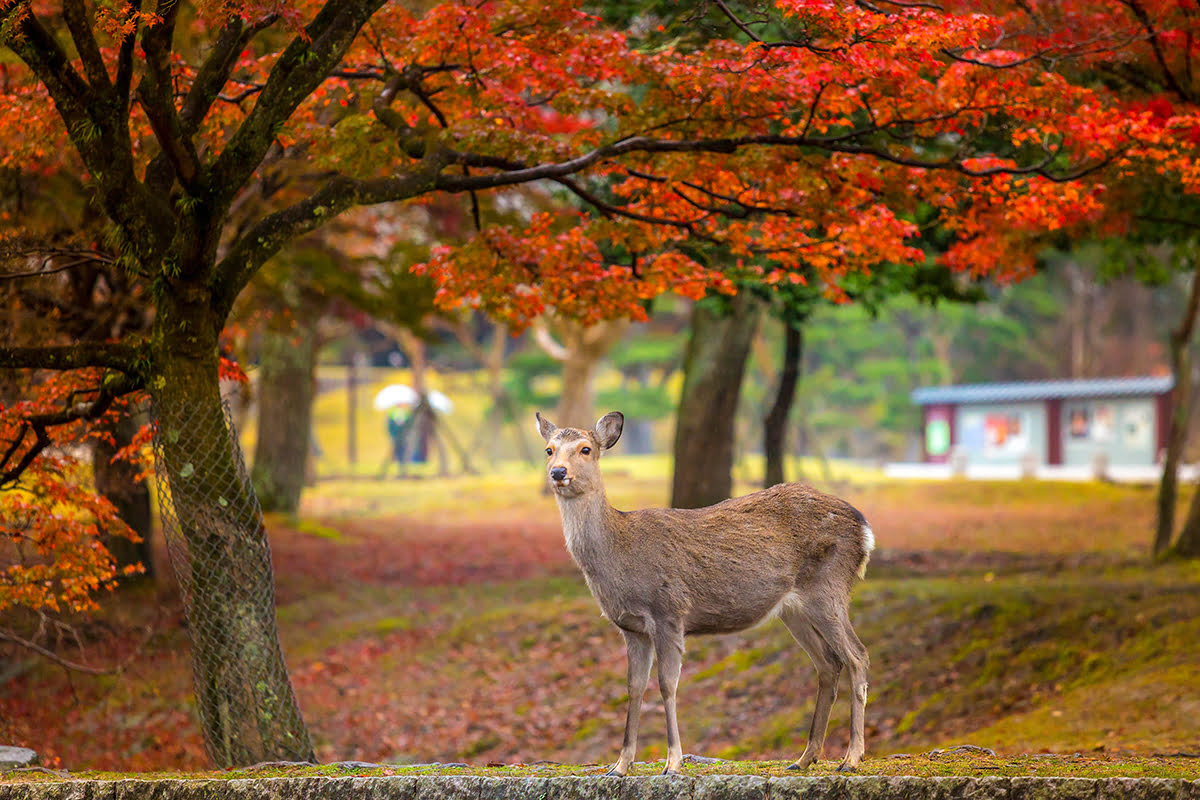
top-left (537, 410), bottom-right (874, 776)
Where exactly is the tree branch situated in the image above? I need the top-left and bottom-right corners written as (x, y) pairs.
top-left (1122, 0), bottom-right (1195, 103)
top-left (0, 629), bottom-right (115, 676)
top-left (137, 1), bottom-right (202, 190)
top-left (0, 344), bottom-right (143, 373)
top-left (114, 1), bottom-right (142, 112)
top-left (437, 130), bottom-right (1113, 196)
top-left (179, 13), bottom-right (280, 136)
top-left (62, 0), bottom-right (111, 90)
top-left (210, 156), bottom-right (448, 319)
top-left (532, 321), bottom-right (569, 362)
top-left (2, 3), bottom-right (164, 266)
top-left (0, 4), bottom-right (96, 149)
top-left (0, 372), bottom-right (142, 488)
top-left (1137, 215), bottom-right (1200, 232)
top-left (209, 0), bottom-right (386, 208)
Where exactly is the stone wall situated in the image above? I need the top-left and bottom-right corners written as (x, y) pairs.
top-left (2, 775), bottom-right (1199, 800)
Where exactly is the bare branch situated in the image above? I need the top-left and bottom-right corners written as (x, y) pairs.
top-left (533, 321), bottom-right (569, 362)
top-left (0, 258), bottom-right (97, 281)
top-left (1138, 215), bottom-right (1200, 232)
top-left (0, 629), bottom-right (115, 675)
top-left (711, 0), bottom-right (765, 43)
top-left (0, 248), bottom-right (117, 281)
top-left (114, 1), bottom-right (142, 110)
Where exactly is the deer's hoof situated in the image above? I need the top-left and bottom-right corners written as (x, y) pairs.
top-left (604, 767), bottom-right (627, 777)
top-left (661, 767), bottom-right (685, 777)
top-left (835, 760), bottom-right (860, 773)
top-left (788, 753), bottom-right (818, 770)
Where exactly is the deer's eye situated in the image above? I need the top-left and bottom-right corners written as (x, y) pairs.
top-left (545, 447), bottom-right (553, 456)
top-left (581, 446), bottom-right (591, 455)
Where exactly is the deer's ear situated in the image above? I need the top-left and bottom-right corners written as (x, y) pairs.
top-left (536, 412), bottom-right (558, 442)
top-left (594, 411), bottom-right (624, 450)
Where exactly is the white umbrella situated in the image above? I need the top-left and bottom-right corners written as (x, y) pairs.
top-left (427, 390), bottom-right (454, 414)
top-left (373, 384), bottom-right (418, 410)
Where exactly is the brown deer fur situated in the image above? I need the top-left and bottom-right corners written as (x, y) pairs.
top-left (537, 411), bottom-right (874, 775)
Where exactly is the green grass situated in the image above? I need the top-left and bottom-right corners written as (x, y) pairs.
top-left (6, 752), bottom-right (1200, 781)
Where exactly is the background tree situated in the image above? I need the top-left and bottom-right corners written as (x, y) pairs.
top-left (671, 288), bottom-right (765, 508)
top-left (760, 254), bottom-right (986, 488)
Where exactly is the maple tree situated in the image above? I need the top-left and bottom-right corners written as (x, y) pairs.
top-left (0, 0), bottom-right (1185, 766)
top-left (937, 0), bottom-right (1200, 558)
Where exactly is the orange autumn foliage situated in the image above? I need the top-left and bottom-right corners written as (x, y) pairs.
top-left (0, 375), bottom-right (148, 615)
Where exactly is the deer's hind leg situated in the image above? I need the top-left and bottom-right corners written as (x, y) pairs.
top-left (790, 599), bottom-right (870, 771)
top-left (836, 612), bottom-right (870, 772)
top-left (780, 607), bottom-right (843, 770)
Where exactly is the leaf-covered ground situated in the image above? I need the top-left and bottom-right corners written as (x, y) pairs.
top-left (1, 474), bottom-right (1198, 774)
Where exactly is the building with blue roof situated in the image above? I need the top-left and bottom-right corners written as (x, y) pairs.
top-left (910, 376), bottom-right (1174, 469)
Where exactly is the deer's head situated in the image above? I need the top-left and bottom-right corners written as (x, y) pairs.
top-left (536, 411), bottom-right (624, 498)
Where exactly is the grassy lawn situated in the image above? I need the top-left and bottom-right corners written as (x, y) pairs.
top-left (1, 469), bottom-right (1197, 775)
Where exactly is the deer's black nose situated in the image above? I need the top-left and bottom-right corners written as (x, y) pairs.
top-left (550, 466), bottom-right (568, 481)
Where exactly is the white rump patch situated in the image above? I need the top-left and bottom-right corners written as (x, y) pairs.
top-left (756, 591), bottom-right (803, 629)
top-left (857, 525), bottom-right (875, 579)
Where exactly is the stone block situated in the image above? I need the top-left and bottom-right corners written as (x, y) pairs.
top-left (0, 749), bottom-right (38, 770)
top-left (546, 776), bottom-right (628, 800)
top-left (479, 778), bottom-right (551, 800)
top-left (692, 775), bottom-right (765, 800)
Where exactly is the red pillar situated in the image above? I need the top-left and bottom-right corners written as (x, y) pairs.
top-left (1157, 390), bottom-right (1174, 461)
top-left (1046, 398), bottom-right (1063, 466)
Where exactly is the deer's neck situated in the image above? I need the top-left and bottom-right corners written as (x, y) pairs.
top-left (554, 490), bottom-right (617, 571)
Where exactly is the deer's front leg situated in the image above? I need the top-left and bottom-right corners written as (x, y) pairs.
top-left (653, 626), bottom-right (686, 775)
top-left (608, 630), bottom-right (654, 776)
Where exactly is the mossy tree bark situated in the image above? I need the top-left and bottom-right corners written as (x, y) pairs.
top-left (671, 291), bottom-right (764, 509)
top-left (152, 288), bottom-right (314, 766)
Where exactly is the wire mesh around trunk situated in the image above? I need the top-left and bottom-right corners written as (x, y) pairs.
top-left (152, 397), bottom-right (313, 766)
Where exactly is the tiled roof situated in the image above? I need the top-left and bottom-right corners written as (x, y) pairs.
top-left (912, 376), bottom-right (1174, 405)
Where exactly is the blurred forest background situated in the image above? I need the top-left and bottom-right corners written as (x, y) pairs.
top-left (274, 245), bottom-right (1185, 480)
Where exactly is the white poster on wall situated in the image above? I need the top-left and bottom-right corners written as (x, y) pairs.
top-left (1122, 406), bottom-right (1152, 448)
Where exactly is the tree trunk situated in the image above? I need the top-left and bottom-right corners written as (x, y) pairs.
top-left (558, 348), bottom-right (598, 429)
top-left (1155, 270), bottom-right (1200, 557)
top-left (1172, 482), bottom-right (1200, 558)
top-left (251, 321), bottom-right (318, 513)
top-left (92, 404), bottom-right (155, 581)
top-left (764, 323), bottom-right (803, 488)
top-left (152, 291), bottom-right (313, 767)
top-left (671, 291), bottom-right (764, 509)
